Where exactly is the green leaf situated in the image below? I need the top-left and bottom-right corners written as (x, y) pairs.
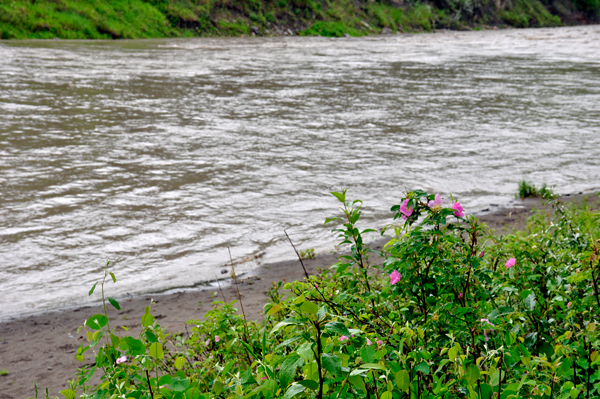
top-left (415, 361), bottom-right (430, 375)
top-left (145, 330), bottom-right (157, 343)
top-left (524, 293), bottom-right (536, 311)
top-left (149, 342), bottom-right (164, 359)
top-left (360, 363), bottom-right (386, 371)
top-left (159, 375), bottom-right (172, 386)
top-left (59, 389), bottom-right (76, 399)
top-left (278, 354), bottom-right (301, 389)
top-left (109, 272), bottom-right (116, 283)
top-left (282, 384), bottom-right (306, 399)
top-left (222, 359), bottom-right (236, 375)
top-left (465, 364), bottom-right (480, 385)
top-left (299, 301), bottom-right (319, 315)
top-left (395, 370), bottom-right (410, 392)
top-left (297, 342), bottom-right (314, 361)
top-left (324, 321), bottom-right (350, 336)
top-left (213, 380), bottom-right (223, 394)
top-left (361, 346), bottom-right (375, 363)
top-left (297, 380), bottom-right (319, 390)
top-left (267, 303), bottom-right (281, 317)
top-left (86, 314), bottom-right (108, 330)
top-left (271, 318), bottom-right (303, 334)
top-left (169, 376), bottom-right (191, 392)
top-left (174, 356), bottom-right (186, 370)
top-left (349, 375), bottom-right (366, 394)
top-left (107, 297), bottom-right (120, 310)
top-left (120, 336), bottom-right (146, 356)
top-left (88, 282), bottom-right (98, 296)
top-left (142, 311), bottom-right (154, 327)
top-left (330, 191), bottom-right (346, 203)
top-left (570, 387), bottom-right (580, 399)
top-left (480, 383), bottom-right (494, 399)
top-left (321, 353), bottom-right (342, 377)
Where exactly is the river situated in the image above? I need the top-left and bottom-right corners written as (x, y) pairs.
top-left (1, 26), bottom-right (599, 319)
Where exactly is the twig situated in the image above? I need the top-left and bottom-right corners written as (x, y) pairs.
top-left (214, 275), bottom-right (227, 303)
top-left (228, 247), bottom-right (249, 341)
top-left (284, 230), bottom-right (310, 279)
top-left (145, 370), bottom-right (154, 399)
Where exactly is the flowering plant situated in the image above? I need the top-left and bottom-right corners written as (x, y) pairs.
top-left (46, 189), bottom-right (600, 399)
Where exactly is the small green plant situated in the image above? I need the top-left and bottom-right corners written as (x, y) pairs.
top-left (517, 180), bottom-right (555, 199)
top-left (298, 248), bottom-right (315, 259)
top-left (0, 369), bottom-right (8, 376)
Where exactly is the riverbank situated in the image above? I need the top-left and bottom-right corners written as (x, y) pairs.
top-left (0, 189), bottom-right (598, 398)
top-left (0, 0), bottom-right (597, 40)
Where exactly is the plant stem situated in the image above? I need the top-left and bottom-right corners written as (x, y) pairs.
top-left (498, 351), bottom-right (503, 399)
top-left (228, 247), bottom-right (249, 342)
top-left (145, 370), bottom-right (155, 399)
top-left (315, 323), bottom-right (324, 399)
top-left (284, 230), bottom-right (310, 279)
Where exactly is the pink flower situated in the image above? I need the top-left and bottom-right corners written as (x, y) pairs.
top-left (262, 376), bottom-right (267, 380)
top-left (214, 335), bottom-right (220, 342)
top-left (480, 251), bottom-right (485, 258)
top-left (116, 356), bottom-right (128, 364)
top-left (428, 194), bottom-right (443, 210)
top-left (340, 336), bottom-right (350, 342)
top-left (376, 340), bottom-right (383, 346)
top-left (458, 292), bottom-right (463, 299)
top-left (400, 199), bottom-right (413, 220)
top-left (480, 318), bottom-right (495, 327)
top-left (366, 338), bottom-right (373, 346)
top-left (351, 334), bottom-right (354, 337)
top-left (390, 270), bottom-right (402, 285)
top-left (567, 301), bottom-right (572, 308)
top-left (452, 202), bottom-right (464, 218)
top-left (483, 329), bottom-right (489, 342)
top-left (505, 258), bottom-right (516, 269)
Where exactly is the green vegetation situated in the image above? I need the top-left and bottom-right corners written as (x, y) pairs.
top-left (0, 0), bottom-right (597, 40)
top-left (41, 188), bottom-right (600, 399)
top-left (298, 248), bottom-right (315, 260)
top-left (517, 180), bottom-right (555, 199)
top-left (0, 369), bottom-right (8, 376)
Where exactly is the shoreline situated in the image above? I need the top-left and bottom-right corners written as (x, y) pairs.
top-left (1, 188), bottom-right (599, 398)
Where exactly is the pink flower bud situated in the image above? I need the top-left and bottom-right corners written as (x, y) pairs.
top-left (505, 258), bottom-right (516, 269)
top-left (116, 356), bottom-right (128, 364)
top-left (214, 335), bottom-right (220, 342)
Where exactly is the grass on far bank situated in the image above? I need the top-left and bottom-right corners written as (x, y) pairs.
top-left (0, 0), bottom-right (597, 40)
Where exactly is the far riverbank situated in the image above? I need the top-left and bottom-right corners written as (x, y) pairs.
top-left (1, 0), bottom-right (598, 40)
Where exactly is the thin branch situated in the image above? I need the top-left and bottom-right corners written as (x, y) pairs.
top-left (145, 370), bottom-right (155, 399)
top-left (284, 230), bottom-right (310, 279)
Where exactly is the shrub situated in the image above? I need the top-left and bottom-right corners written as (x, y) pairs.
top-left (46, 189), bottom-right (600, 399)
top-left (517, 180), bottom-right (555, 199)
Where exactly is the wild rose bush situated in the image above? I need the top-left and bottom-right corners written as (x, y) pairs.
top-left (47, 190), bottom-right (600, 399)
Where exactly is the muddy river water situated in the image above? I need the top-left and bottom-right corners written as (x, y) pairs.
top-left (1, 26), bottom-right (599, 319)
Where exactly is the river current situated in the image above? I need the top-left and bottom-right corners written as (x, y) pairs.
top-left (1, 26), bottom-right (599, 319)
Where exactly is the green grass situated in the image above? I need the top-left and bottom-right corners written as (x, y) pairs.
top-left (517, 180), bottom-right (555, 199)
top-left (0, 0), bottom-right (594, 40)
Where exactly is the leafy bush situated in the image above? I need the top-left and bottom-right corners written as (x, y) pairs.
top-left (47, 189), bottom-right (600, 399)
top-left (299, 248), bottom-right (316, 260)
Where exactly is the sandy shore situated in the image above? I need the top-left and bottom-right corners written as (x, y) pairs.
top-left (1, 190), bottom-right (598, 399)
